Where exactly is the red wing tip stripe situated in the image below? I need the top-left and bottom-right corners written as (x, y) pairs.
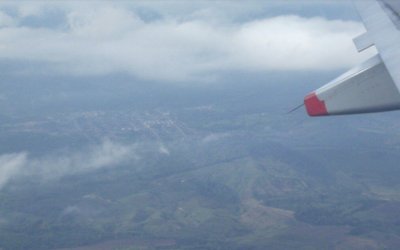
top-left (304, 92), bottom-right (328, 116)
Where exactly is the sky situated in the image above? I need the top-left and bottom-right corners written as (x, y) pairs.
top-left (0, 1), bottom-right (376, 82)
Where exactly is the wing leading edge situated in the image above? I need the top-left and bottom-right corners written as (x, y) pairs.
top-left (304, 0), bottom-right (400, 116)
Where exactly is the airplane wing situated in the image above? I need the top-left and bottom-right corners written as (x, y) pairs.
top-left (304, 0), bottom-right (400, 116)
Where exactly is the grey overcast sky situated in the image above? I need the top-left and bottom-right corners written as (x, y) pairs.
top-left (0, 1), bottom-right (376, 82)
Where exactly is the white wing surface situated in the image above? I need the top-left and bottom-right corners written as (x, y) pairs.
top-left (304, 0), bottom-right (400, 116)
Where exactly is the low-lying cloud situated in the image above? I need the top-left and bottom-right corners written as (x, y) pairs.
top-left (0, 2), bottom-right (374, 82)
top-left (0, 153), bottom-right (27, 189)
top-left (0, 140), bottom-right (138, 190)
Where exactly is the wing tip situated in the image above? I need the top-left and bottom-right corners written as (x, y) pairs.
top-left (304, 92), bottom-right (328, 116)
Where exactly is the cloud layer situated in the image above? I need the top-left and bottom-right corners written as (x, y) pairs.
top-left (0, 2), bottom-right (374, 81)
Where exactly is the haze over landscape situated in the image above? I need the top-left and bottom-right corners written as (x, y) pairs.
top-left (0, 1), bottom-right (399, 250)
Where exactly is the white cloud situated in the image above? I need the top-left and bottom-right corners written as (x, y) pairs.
top-left (31, 139), bottom-right (138, 180)
top-left (0, 2), bottom-right (374, 82)
top-left (202, 133), bottom-right (231, 143)
top-left (0, 11), bottom-right (16, 28)
top-left (17, 4), bottom-right (44, 18)
top-left (0, 153), bottom-right (27, 189)
top-left (228, 16), bottom-right (370, 71)
top-left (0, 140), bottom-right (137, 189)
top-left (158, 144), bottom-right (170, 155)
